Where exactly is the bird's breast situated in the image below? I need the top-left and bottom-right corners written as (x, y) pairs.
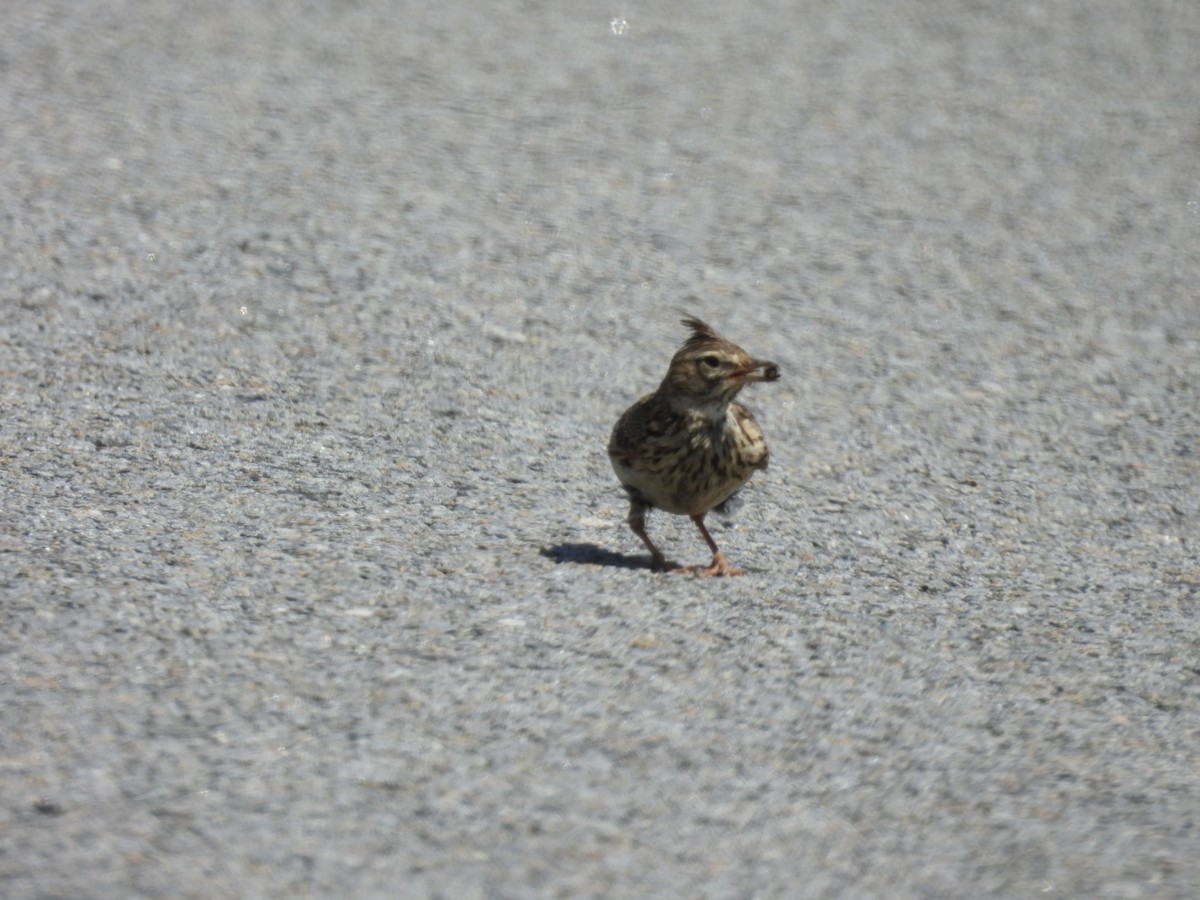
top-left (610, 404), bottom-right (767, 516)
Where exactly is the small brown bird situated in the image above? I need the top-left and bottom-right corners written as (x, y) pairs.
top-left (608, 315), bottom-right (780, 576)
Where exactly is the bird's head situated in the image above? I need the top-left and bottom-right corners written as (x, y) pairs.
top-left (661, 315), bottom-right (780, 406)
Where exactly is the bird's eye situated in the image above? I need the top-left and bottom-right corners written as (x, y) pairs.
top-left (700, 355), bottom-right (720, 368)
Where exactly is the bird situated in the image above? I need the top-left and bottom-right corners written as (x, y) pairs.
top-left (607, 315), bottom-right (779, 576)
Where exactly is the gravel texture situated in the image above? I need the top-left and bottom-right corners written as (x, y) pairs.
top-left (3, 1), bottom-right (1199, 897)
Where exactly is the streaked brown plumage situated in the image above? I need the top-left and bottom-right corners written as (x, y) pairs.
top-left (608, 315), bottom-right (779, 576)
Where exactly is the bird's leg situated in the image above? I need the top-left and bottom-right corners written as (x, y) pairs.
top-left (676, 513), bottom-right (745, 577)
top-left (628, 503), bottom-right (669, 571)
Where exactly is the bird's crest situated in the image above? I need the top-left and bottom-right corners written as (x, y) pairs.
top-left (679, 315), bottom-right (725, 350)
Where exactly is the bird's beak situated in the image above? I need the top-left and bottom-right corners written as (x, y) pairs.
top-left (733, 360), bottom-right (780, 383)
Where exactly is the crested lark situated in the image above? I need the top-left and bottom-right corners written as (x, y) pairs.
top-left (608, 315), bottom-right (779, 576)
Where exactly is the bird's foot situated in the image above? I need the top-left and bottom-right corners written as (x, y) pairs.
top-left (672, 553), bottom-right (745, 577)
top-left (648, 554), bottom-right (673, 572)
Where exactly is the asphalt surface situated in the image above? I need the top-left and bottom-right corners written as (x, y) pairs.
top-left (3, 1), bottom-right (1199, 897)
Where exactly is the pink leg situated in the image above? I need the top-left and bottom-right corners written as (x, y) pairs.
top-left (672, 513), bottom-right (745, 576)
top-left (628, 504), bottom-right (669, 571)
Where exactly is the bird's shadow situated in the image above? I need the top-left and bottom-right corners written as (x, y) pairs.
top-left (540, 543), bottom-right (655, 570)
top-left (541, 542), bottom-right (762, 576)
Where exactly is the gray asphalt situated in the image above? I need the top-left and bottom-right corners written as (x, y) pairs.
top-left (3, 1), bottom-right (1199, 897)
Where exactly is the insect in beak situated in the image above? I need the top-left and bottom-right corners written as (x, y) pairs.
top-left (733, 360), bottom-right (780, 382)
